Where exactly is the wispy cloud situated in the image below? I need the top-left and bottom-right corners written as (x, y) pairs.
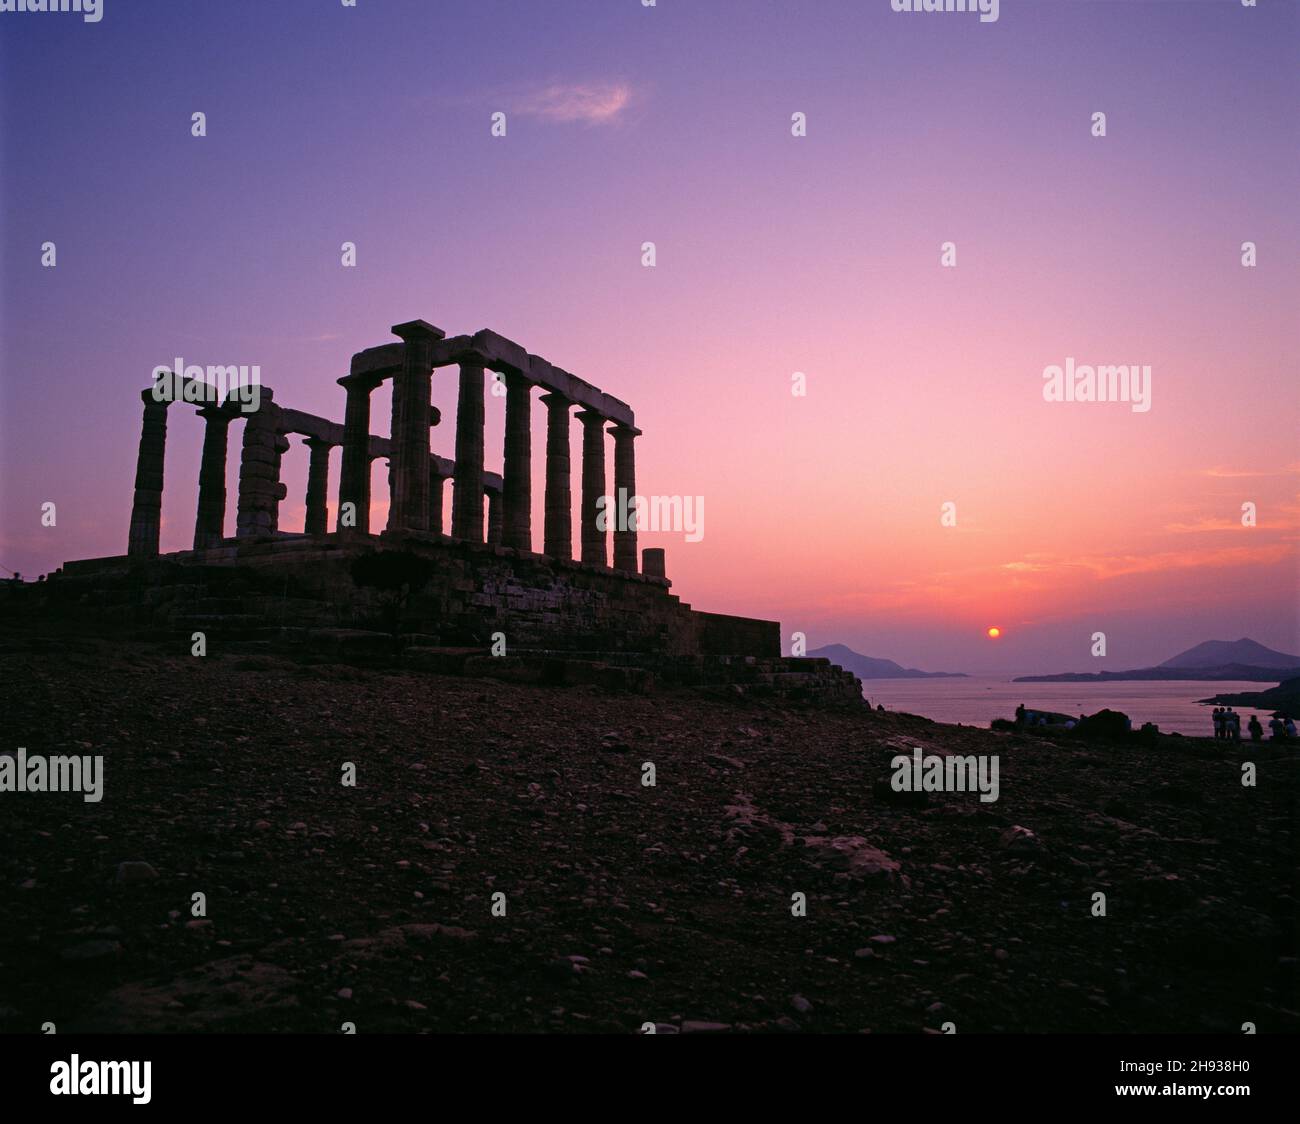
top-left (1202, 464), bottom-right (1300, 479)
top-left (513, 81), bottom-right (633, 126)
top-left (1163, 517), bottom-right (1250, 534)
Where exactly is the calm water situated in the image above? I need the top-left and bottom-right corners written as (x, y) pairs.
top-left (861, 677), bottom-right (1270, 737)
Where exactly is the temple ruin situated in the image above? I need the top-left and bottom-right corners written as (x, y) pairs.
top-left (48, 318), bottom-right (862, 702)
top-left (126, 319), bottom-right (646, 570)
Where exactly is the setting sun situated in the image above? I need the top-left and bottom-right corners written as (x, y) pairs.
top-left (987, 627), bottom-right (1002, 639)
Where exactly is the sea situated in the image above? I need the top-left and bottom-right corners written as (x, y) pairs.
top-left (861, 677), bottom-right (1270, 738)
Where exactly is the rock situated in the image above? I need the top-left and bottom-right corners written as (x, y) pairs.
top-left (78, 959), bottom-right (299, 1031)
top-left (61, 940), bottom-right (122, 963)
top-left (790, 994), bottom-right (814, 1014)
top-left (681, 1020), bottom-right (732, 1033)
top-left (802, 835), bottom-right (900, 879)
top-left (337, 987), bottom-right (353, 1000)
top-left (999, 825), bottom-right (1044, 852)
top-left (114, 861), bottom-right (158, 884)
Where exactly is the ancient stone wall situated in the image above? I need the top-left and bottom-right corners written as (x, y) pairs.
top-left (56, 536), bottom-right (780, 658)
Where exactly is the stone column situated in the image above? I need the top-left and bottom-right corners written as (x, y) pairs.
top-left (428, 462), bottom-right (448, 534)
top-left (389, 320), bottom-right (443, 533)
top-left (502, 372), bottom-right (532, 551)
top-left (642, 547), bottom-right (666, 579)
top-left (540, 393), bottom-right (572, 559)
top-left (385, 384), bottom-right (404, 533)
top-left (577, 410), bottom-right (607, 567)
top-left (609, 424), bottom-right (641, 573)
top-left (192, 405), bottom-right (233, 550)
top-left (270, 431), bottom-right (289, 533)
top-left (337, 373), bottom-right (379, 533)
top-left (487, 486), bottom-right (503, 546)
top-left (128, 389), bottom-right (170, 558)
top-left (236, 391), bottom-right (285, 539)
top-left (304, 437), bottom-right (332, 535)
top-left (451, 361), bottom-right (486, 542)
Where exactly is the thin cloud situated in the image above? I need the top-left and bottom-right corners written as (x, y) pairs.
top-left (1163, 517), bottom-right (1249, 534)
top-left (1202, 464), bottom-right (1300, 479)
top-left (513, 81), bottom-right (632, 125)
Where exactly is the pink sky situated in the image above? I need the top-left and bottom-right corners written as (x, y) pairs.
top-left (2, 0), bottom-right (1296, 674)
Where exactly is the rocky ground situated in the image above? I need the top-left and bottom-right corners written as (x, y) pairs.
top-left (1, 630), bottom-right (1296, 1034)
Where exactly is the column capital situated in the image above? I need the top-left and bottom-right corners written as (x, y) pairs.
top-left (337, 370), bottom-right (384, 392)
top-left (391, 318), bottom-right (446, 342)
top-left (540, 392), bottom-right (573, 409)
top-left (195, 403), bottom-right (235, 423)
top-left (576, 408), bottom-right (607, 425)
top-left (607, 422), bottom-right (642, 438)
top-left (302, 434), bottom-right (334, 450)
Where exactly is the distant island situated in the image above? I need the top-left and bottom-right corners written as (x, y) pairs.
top-left (809, 643), bottom-right (967, 680)
top-left (1199, 677), bottom-right (1300, 713)
top-left (1015, 638), bottom-right (1300, 683)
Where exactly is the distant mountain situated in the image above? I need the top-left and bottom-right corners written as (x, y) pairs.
top-left (1159, 638), bottom-right (1300, 670)
top-left (1015, 665), bottom-right (1299, 684)
top-left (1015, 637), bottom-right (1300, 683)
top-left (808, 644), bottom-right (967, 680)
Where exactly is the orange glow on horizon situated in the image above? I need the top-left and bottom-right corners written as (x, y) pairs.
top-left (987, 627), bottom-right (1002, 639)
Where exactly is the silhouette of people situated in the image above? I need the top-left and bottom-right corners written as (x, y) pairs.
top-left (1268, 715), bottom-right (1286, 741)
top-left (1226, 707), bottom-right (1240, 741)
top-left (1015, 703), bottom-right (1025, 727)
top-left (1248, 715), bottom-right (1264, 742)
top-left (1212, 707), bottom-right (1225, 739)
top-left (1286, 715), bottom-right (1297, 739)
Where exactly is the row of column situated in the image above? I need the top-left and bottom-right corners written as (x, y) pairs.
top-left (128, 357), bottom-right (640, 572)
top-left (126, 387), bottom-right (510, 557)
top-left (338, 356), bottom-right (640, 571)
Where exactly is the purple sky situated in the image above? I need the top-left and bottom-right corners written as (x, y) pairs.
top-left (2, 0), bottom-right (1297, 673)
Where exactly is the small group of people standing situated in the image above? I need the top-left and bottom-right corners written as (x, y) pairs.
top-left (1212, 707), bottom-right (1243, 740)
top-left (1213, 706), bottom-right (1295, 741)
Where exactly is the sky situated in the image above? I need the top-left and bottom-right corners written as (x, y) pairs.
top-left (2, 0), bottom-right (1297, 674)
